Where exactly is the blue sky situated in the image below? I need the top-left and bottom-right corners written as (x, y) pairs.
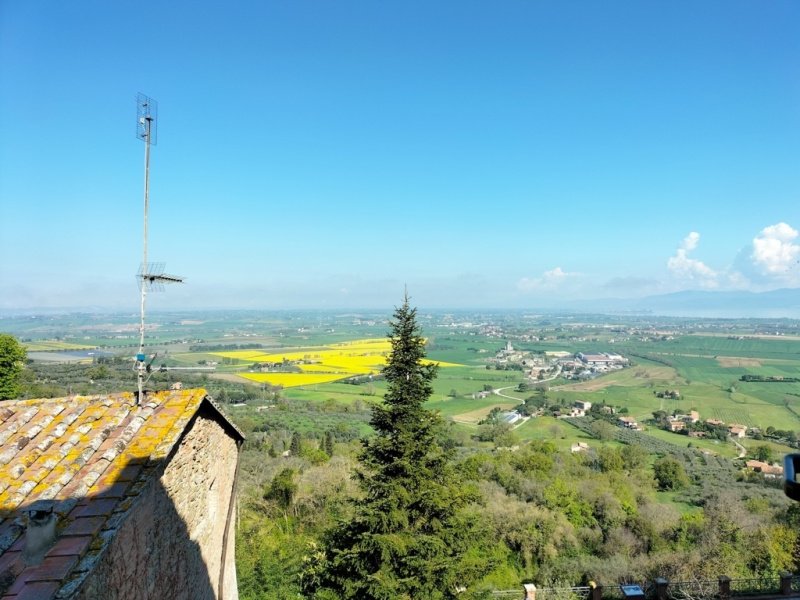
top-left (1, 1), bottom-right (799, 310)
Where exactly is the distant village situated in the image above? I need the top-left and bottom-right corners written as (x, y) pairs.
top-left (486, 340), bottom-right (629, 382)
top-left (479, 341), bottom-right (786, 479)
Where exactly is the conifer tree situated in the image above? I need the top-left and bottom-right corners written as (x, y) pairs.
top-left (290, 431), bottom-right (302, 456)
top-left (323, 430), bottom-right (335, 457)
top-left (306, 297), bottom-right (475, 599)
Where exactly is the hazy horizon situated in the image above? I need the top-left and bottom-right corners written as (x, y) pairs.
top-left (2, 2), bottom-right (799, 311)
top-left (2, 288), bottom-right (800, 321)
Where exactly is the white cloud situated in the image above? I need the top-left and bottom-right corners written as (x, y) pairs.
top-left (667, 231), bottom-right (718, 288)
top-left (518, 267), bottom-right (577, 292)
top-left (751, 222), bottom-right (800, 281)
top-left (681, 231), bottom-right (700, 252)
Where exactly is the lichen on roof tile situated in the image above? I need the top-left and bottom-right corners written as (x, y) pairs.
top-left (0, 388), bottom-right (231, 599)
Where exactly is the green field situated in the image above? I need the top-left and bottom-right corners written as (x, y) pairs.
top-left (647, 334), bottom-right (800, 359)
top-left (512, 416), bottom-right (602, 450)
top-left (640, 426), bottom-right (737, 458)
top-left (535, 338), bottom-right (800, 432)
top-left (159, 326), bottom-right (800, 435)
top-left (14, 312), bottom-right (800, 454)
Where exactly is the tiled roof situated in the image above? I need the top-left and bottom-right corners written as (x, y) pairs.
top-left (0, 388), bottom-right (242, 600)
top-left (745, 460), bottom-right (783, 475)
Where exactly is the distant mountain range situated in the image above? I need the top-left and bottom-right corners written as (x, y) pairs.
top-left (2, 289), bottom-right (800, 319)
top-left (562, 288), bottom-right (800, 318)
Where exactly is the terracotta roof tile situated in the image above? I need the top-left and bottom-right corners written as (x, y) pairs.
top-left (61, 517), bottom-right (104, 538)
top-left (0, 549), bottom-right (22, 577)
top-left (46, 536), bottom-right (92, 559)
top-left (88, 481), bottom-right (130, 500)
top-left (8, 555), bottom-right (79, 593)
top-left (0, 388), bottom-right (240, 599)
top-left (5, 580), bottom-right (60, 600)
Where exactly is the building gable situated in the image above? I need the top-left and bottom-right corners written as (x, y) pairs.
top-left (0, 389), bottom-right (242, 600)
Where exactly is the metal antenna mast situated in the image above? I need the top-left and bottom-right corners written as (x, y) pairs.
top-left (134, 93), bottom-right (183, 403)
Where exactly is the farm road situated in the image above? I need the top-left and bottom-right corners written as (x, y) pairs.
top-left (493, 385), bottom-right (522, 401)
top-left (492, 386), bottom-right (532, 429)
top-left (732, 438), bottom-right (746, 458)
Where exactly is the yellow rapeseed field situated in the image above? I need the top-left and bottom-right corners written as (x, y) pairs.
top-left (329, 339), bottom-right (392, 352)
top-left (296, 364), bottom-right (351, 374)
top-left (212, 337), bottom-right (461, 388)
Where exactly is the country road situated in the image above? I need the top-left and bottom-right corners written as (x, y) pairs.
top-left (493, 385), bottom-right (522, 401)
top-left (733, 438), bottom-right (746, 458)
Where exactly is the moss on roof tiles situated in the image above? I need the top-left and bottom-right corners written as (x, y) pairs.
top-left (0, 388), bottom-right (241, 599)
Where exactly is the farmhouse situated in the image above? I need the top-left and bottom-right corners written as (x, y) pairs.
top-left (567, 407), bottom-right (586, 418)
top-left (0, 389), bottom-right (243, 600)
top-left (745, 460), bottom-right (783, 477)
top-left (728, 424), bottom-right (748, 438)
top-left (667, 420), bottom-right (686, 432)
top-left (672, 411), bottom-right (699, 425)
top-left (618, 416), bottom-right (641, 430)
top-left (567, 401), bottom-right (592, 417)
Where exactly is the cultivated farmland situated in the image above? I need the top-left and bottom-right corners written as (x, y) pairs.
top-left (23, 340), bottom-right (98, 352)
top-left (211, 338), bottom-right (462, 388)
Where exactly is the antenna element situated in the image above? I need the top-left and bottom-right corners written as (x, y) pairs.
top-left (134, 93), bottom-right (183, 403)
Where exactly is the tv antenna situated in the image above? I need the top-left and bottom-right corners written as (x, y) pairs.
top-left (134, 93), bottom-right (184, 403)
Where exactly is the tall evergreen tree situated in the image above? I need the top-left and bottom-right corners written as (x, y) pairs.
top-left (306, 297), bottom-right (475, 599)
top-left (290, 431), bottom-right (302, 456)
top-left (323, 430), bottom-right (335, 457)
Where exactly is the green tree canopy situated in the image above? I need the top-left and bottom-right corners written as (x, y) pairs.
top-left (264, 467), bottom-right (297, 509)
top-left (653, 455), bottom-right (689, 491)
top-left (752, 444), bottom-right (774, 463)
top-left (0, 334), bottom-right (26, 400)
top-left (620, 444), bottom-right (649, 471)
top-left (597, 446), bottom-right (623, 473)
top-left (590, 420), bottom-right (615, 442)
top-left (306, 298), bottom-right (477, 599)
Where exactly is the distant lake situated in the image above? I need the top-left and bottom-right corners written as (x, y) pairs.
top-left (29, 349), bottom-right (117, 363)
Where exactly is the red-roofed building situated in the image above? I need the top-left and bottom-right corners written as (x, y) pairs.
top-left (0, 389), bottom-right (243, 600)
top-left (746, 460), bottom-right (783, 476)
top-left (668, 420), bottom-right (686, 432)
top-left (728, 424), bottom-right (748, 439)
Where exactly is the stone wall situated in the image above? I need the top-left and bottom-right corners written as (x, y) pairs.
top-left (71, 403), bottom-right (240, 600)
